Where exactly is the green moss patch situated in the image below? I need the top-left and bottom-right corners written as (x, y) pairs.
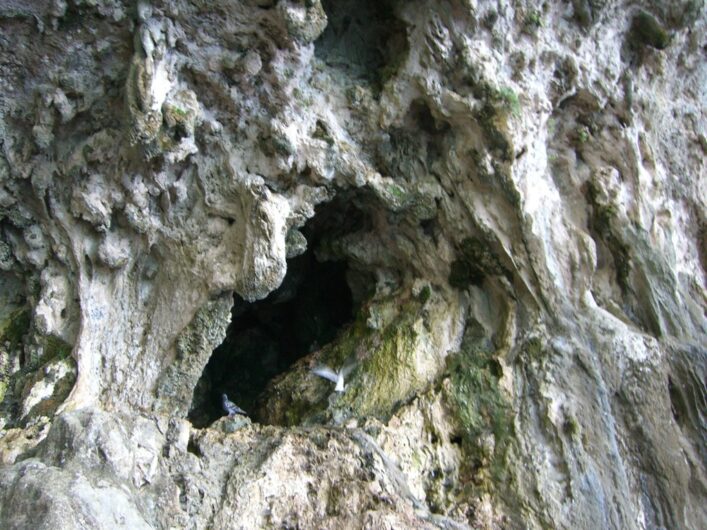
top-left (0, 309), bottom-right (31, 403)
top-left (464, 80), bottom-right (519, 160)
top-left (523, 9), bottom-right (542, 35)
top-left (572, 0), bottom-right (608, 28)
top-left (629, 11), bottom-right (670, 50)
top-left (0, 309), bottom-right (31, 349)
top-left (339, 302), bottom-right (421, 418)
top-left (445, 328), bottom-right (512, 487)
top-left (43, 335), bottom-right (72, 361)
top-left (496, 87), bottom-right (521, 117)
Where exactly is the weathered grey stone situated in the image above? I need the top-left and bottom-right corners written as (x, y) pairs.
top-left (0, 0), bottom-right (705, 528)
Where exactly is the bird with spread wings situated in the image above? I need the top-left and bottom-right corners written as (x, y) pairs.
top-left (311, 359), bottom-right (357, 392)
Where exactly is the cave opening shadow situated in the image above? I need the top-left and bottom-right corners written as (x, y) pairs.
top-left (188, 233), bottom-right (359, 428)
top-left (314, 0), bottom-right (408, 91)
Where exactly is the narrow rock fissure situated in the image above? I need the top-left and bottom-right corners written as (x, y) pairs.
top-left (188, 197), bottom-right (373, 428)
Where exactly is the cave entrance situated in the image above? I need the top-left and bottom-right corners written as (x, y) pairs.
top-left (188, 195), bottom-right (371, 428)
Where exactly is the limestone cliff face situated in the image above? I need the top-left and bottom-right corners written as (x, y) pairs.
top-left (0, 1), bottom-right (705, 528)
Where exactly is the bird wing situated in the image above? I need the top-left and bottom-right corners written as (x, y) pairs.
top-left (340, 358), bottom-right (357, 378)
top-left (312, 366), bottom-right (339, 383)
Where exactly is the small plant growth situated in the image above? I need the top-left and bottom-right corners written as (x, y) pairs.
top-left (496, 86), bottom-right (521, 117)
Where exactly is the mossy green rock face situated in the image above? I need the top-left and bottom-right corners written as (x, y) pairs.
top-left (162, 89), bottom-right (199, 136)
top-left (444, 328), bottom-right (512, 489)
top-left (257, 290), bottom-right (463, 426)
top-left (0, 309), bottom-right (30, 351)
top-left (367, 174), bottom-right (440, 220)
top-left (630, 11), bottom-right (671, 49)
top-left (334, 302), bottom-right (425, 419)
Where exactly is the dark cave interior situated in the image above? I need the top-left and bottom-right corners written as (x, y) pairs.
top-left (314, 0), bottom-right (408, 90)
top-left (188, 195), bottom-right (374, 427)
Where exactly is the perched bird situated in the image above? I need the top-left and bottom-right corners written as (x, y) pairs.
top-left (221, 393), bottom-right (247, 417)
top-left (311, 361), bottom-right (356, 393)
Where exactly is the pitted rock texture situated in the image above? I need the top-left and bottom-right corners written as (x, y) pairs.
top-left (0, 0), bottom-right (705, 529)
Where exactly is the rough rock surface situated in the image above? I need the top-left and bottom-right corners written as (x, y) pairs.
top-left (0, 0), bottom-right (705, 528)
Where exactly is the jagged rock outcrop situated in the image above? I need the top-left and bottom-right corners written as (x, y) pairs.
top-left (0, 0), bottom-right (705, 528)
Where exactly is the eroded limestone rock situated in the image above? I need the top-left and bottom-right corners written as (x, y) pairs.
top-left (0, 0), bottom-right (705, 528)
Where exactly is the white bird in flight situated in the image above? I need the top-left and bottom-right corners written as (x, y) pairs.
top-left (311, 361), bottom-right (356, 392)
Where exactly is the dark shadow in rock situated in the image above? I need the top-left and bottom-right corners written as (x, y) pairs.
top-left (188, 254), bottom-right (353, 428)
top-left (314, 0), bottom-right (408, 93)
top-left (188, 196), bottom-right (375, 428)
